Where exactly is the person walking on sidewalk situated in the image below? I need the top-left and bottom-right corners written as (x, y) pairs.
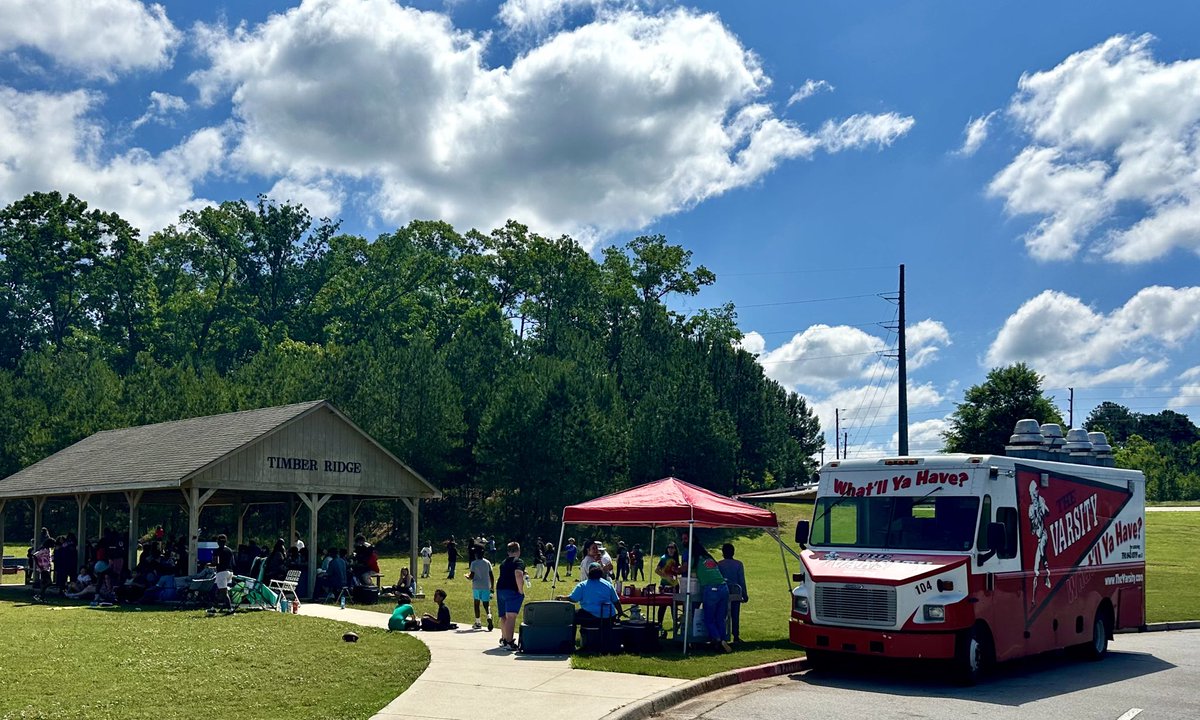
top-left (495, 542), bottom-right (526, 650)
top-left (468, 545), bottom-right (495, 631)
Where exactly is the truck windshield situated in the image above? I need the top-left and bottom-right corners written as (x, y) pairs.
top-left (809, 494), bottom-right (980, 551)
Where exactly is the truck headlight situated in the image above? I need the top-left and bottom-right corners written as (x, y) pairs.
top-left (922, 604), bottom-right (945, 622)
top-left (794, 596), bottom-right (809, 615)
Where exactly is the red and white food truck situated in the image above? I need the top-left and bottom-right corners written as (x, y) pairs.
top-left (789, 421), bottom-right (1146, 683)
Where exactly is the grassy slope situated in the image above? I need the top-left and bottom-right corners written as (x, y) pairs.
top-left (0, 598), bottom-right (428, 720)
top-left (1145, 511), bottom-right (1200, 622)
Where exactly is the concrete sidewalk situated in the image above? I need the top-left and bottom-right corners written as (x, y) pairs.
top-left (300, 603), bottom-right (687, 720)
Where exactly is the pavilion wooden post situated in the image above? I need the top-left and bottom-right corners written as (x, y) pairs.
top-left (347, 497), bottom-right (363, 553)
top-left (182, 487), bottom-right (217, 575)
top-left (288, 495), bottom-right (297, 548)
top-left (0, 500), bottom-right (6, 582)
top-left (75, 493), bottom-right (90, 568)
top-left (234, 498), bottom-right (244, 546)
top-left (400, 498), bottom-right (419, 588)
top-left (32, 496), bottom-right (46, 551)
top-left (124, 490), bottom-right (143, 569)
top-left (298, 492), bottom-right (331, 598)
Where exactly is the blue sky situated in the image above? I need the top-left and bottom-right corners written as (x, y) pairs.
top-left (2, 0), bottom-right (1200, 457)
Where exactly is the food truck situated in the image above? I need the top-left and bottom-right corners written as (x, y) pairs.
top-left (789, 420), bottom-right (1146, 683)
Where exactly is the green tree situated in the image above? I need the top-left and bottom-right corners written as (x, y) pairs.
top-left (1084, 402), bottom-right (1139, 445)
top-left (943, 363), bottom-right (1064, 455)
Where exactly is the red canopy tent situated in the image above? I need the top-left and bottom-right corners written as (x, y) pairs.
top-left (562, 477), bottom-right (778, 528)
top-left (555, 477), bottom-right (782, 655)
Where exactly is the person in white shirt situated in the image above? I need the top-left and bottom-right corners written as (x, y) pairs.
top-left (420, 542), bottom-right (433, 578)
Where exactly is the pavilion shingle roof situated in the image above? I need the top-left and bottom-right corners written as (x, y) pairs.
top-left (0, 400), bottom-right (326, 498)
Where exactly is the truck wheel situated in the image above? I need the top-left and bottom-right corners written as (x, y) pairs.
top-left (1083, 610), bottom-right (1110, 661)
top-left (954, 628), bottom-right (987, 686)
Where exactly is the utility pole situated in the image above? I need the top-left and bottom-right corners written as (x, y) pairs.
top-left (1069, 387), bottom-right (1074, 428)
top-left (844, 432), bottom-right (849, 459)
top-left (834, 410), bottom-right (840, 460)
top-left (898, 264), bottom-right (908, 456)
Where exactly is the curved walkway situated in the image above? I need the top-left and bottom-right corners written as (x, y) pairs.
top-left (299, 604), bottom-right (687, 720)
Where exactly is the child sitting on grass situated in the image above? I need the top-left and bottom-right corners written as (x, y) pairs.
top-left (420, 589), bottom-right (455, 631)
top-left (389, 600), bottom-right (419, 631)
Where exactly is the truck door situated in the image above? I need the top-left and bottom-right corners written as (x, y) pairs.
top-left (974, 495), bottom-right (1025, 661)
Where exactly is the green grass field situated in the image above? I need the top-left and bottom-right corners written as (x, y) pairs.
top-left (0, 596), bottom-right (427, 720)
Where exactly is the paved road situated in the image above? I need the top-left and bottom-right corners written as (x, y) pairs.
top-left (662, 630), bottom-right (1200, 720)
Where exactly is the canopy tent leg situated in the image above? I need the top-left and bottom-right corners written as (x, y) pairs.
top-left (182, 487), bottom-right (217, 576)
top-left (551, 522), bottom-right (566, 591)
top-left (400, 498), bottom-right (419, 593)
top-left (124, 490), bottom-right (143, 570)
top-left (298, 492), bottom-right (331, 598)
top-left (75, 493), bottom-right (90, 569)
top-left (648, 526), bottom-right (656, 567)
top-left (683, 522), bottom-right (695, 656)
top-left (766, 529), bottom-right (803, 592)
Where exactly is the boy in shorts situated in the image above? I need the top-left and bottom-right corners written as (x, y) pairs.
top-left (467, 545), bottom-right (495, 631)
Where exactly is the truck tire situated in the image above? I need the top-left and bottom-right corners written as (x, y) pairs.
top-left (954, 627), bottom-right (988, 686)
top-left (1082, 610), bottom-right (1110, 661)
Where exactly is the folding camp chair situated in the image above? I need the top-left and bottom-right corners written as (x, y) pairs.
top-left (183, 576), bottom-right (216, 608)
top-left (229, 557), bottom-right (278, 611)
top-left (270, 569), bottom-right (302, 606)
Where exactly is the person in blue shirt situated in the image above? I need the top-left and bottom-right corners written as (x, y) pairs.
top-left (564, 539), bottom-right (578, 580)
top-left (561, 563), bottom-right (622, 624)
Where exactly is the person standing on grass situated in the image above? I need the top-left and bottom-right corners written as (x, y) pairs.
top-left (534, 537), bottom-right (546, 580)
top-left (467, 545), bottom-right (495, 631)
top-left (495, 542), bottom-right (526, 650)
top-left (541, 541), bottom-right (559, 581)
top-left (630, 544), bottom-right (645, 582)
top-left (616, 541), bottom-right (629, 582)
top-left (655, 542), bottom-right (681, 631)
top-left (208, 534), bottom-right (235, 615)
top-left (564, 538), bottom-right (578, 580)
top-left (717, 543), bottom-right (747, 644)
top-left (420, 541), bottom-right (433, 578)
top-left (693, 544), bottom-right (732, 653)
top-left (445, 536), bottom-right (458, 579)
top-left (32, 539), bottom-right (53, 601)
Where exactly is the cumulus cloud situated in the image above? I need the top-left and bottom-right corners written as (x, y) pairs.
top-left (755, 324), bottom-right (886, 392)
top-left (986, 286), bottom-right (1200, 387)
top-left (0, 0), bottom-right (180, 81)
top-left (0, 87), bottom-right (222, 233)
top-left (1168, 366), bottom-right (1200, 412)
top-left (988, 34), bottom-right (1200, 262)
top-left (907, 319), bottom-right (951, 369)
top-left (955, 112), bottom-right (994, 157)
top-left (190, 0), bottom-right (913, 246)
top-left (810, 381), bottom-right (946, 455)
top-left (266, 176), bottom-right (345, 220)
top-left (787, 79), bottom-right (834, 106)
top-left (131, 91), bottom-right (188, 129)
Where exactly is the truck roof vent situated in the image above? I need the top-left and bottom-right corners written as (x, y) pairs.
top-left (1039, 423), bottom-right (1066, 453)
top-left (1088, 432), bottom-right (1116, 467)
top-left (1063, 427), bottom-right (1094, 459)
top-left (1008, 419), bottom-right (1044, 445)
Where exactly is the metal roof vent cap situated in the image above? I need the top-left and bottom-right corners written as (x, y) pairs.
top-left (1063, 428), bottom-right (1094, 453)
top-left (1040, 423), bottom-right (1066, 449)
top-left (1087, 432), bottom-right (1113, 454)
top-left (1009, 418), bottom-right (1044, 445)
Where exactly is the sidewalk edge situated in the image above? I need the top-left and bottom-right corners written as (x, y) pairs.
top-left (603, 656), bottom-right (807, 720)
top-left (1120, 620), bottom-right (1200, 633)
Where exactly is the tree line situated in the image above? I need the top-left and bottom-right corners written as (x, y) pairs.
top-left (0, 191), bottom-right (823, 546)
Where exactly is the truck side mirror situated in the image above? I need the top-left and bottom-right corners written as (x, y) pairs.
top-left (979, 522), bottom-right (1007, 564)
top-left (795, 520), bottom-right (810, 548)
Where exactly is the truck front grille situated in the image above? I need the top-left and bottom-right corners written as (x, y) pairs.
top-left (814, 584), bottom-right (896, 627)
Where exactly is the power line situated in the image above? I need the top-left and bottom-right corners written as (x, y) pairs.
top-left (757, 349), bottom-right (885, 365)
top-left (738, 292), bottom-right (888, 309)
top-left (720, 265), bottom-right (895, 277)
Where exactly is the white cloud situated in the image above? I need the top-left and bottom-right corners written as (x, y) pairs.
top-left (756, 324), bottom-right (886, 392)
top-left (267, 176), bottom-right (345, 220)
top-left (131, 91), bottom-right (188, 130)
top-left (1169, 366), bottom-right (1200, 411)
top-left (810, 381), bottom-right (946, 455)
top-left (0, 87), bottom-right (222, 234)
top-left (955, 112), bottom-right (994, 157)
top-left (736, 330), bottom-right (766, 356)
top-left (498, 0), bottom-right (617, 35)
top-left (907, 319), bottom-right (951, 369)
top-left (986, 286), bottom-right (1200, 387)
top-left (787, 79), bottom-right (834, 107)
top-left (818, 113), bottom-right (916, 152)
top-left (191, 0), bottom-right (913, 246)
top-left (988, 34), bottom-right (1200, 262)
top-left (0, 0), bottom-right (180, 81)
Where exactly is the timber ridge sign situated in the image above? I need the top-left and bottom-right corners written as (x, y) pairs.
top-left (267, 456), bottom-right (363, 473)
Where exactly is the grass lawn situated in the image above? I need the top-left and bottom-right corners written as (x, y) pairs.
top-left (0, 592), bottom-right (428, 720)
top-left (372, 503), bottom-right (1200, 679)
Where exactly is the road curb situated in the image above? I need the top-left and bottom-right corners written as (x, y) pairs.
top-left (604, 656), bottom-right (808, 720)
top-left (1125, 620), bottom-right (1200, 633)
